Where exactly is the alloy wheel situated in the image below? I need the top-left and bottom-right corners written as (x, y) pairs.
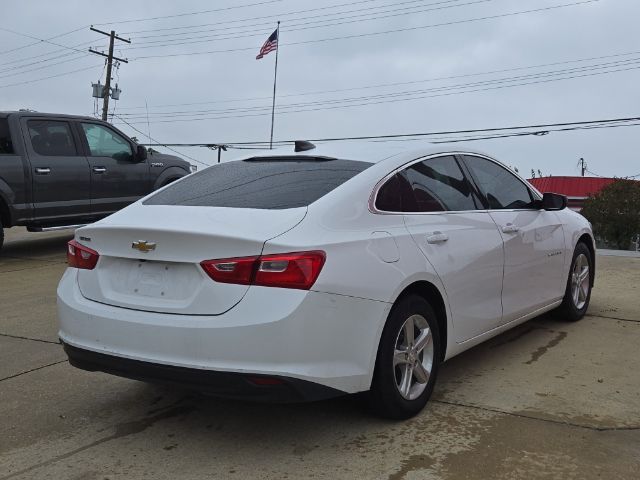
top-left (393, 314), bottom-right (434, 400)
top-left (571, 253), bottom-right (590, 310)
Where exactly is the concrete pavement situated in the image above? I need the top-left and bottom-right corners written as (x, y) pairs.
top-left (1, 228), bottom-right (638, 479)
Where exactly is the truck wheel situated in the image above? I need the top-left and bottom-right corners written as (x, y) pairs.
top-left (162, 177), bottom-right (180, 188)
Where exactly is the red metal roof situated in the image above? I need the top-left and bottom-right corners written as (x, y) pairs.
top-left (527, 176), bottom-right (616, 198)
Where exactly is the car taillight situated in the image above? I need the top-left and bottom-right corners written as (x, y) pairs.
top-left (67, 240), bottom-right (99, 270)
top-left (254, 251), bottom-right (325, 290)
top-left (200, 256), bottom-right (258, 285)
top-left (200, 251), bottom-right (325, 290)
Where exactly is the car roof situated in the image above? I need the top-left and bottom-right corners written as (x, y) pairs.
top-left (0, 111), bottom-right (97, 121)
top-left (235, 141), bottom-right (497, 165)
top-left (233, 142), bottom-right (539, 197)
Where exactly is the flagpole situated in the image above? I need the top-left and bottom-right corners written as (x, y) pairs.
top-left (269, 21), bottom-right (280, 150)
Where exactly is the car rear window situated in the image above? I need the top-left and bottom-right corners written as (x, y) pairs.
top-left (144, 157), bottom-right (372, 209)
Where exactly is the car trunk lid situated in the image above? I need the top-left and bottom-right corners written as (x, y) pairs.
top-left (76, 205), bottom-right (306, 315)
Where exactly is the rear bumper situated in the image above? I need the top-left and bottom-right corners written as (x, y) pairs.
top-left (62, 342), bottom-right (341, 402)
top-left (58, 268), bottom-right (391, 395)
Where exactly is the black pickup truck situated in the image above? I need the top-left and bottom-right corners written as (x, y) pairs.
top-left (0, 111), bottom-right (194, 251)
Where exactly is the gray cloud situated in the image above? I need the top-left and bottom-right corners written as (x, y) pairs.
top-left (1, 0), bottom-right (638, 176)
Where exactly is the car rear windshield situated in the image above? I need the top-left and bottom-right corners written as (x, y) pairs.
top-left (144, 157), bottom-right (372, 209)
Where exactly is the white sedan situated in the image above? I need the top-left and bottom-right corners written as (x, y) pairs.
top-left (58, 143), bottom-right (594, 419)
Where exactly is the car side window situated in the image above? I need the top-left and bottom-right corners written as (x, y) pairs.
top-left (27, 120), bottom-right (77, 157)
top-left (375, 174), bottom-right (402, 211)
top-left (81, 123), bottom-right (133, 161)
top-left (403, 156), bottom-right (478, 212)
top-left (0, 118), bottom-right (14, 154)
top-left (463, 155), bottom-right (534, 209)
top-left (375, 156), bottom-right (478, 213)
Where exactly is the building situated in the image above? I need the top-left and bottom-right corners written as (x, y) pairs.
top-left (527, 176), bottom-right (617, 211)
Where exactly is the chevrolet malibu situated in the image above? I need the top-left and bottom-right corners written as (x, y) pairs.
top-left (58, 143), bottom-right (595, 419)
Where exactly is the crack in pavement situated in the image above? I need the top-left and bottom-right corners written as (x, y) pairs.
top-left (0, 360), bottom-right (67, 383)
top-left (0, 333), bottom-right (60, 345)
top-left (586, 314), bottom-right (640, 323)
top-left (432, 399), bottom-right (640, 432)
top-left (0, 403), bottom-right (195, 480)
top-left (0, 260), bottom-right (67, 273)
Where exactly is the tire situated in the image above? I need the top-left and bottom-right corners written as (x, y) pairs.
top-left (162, 177), bottom-right (181, 189)
top-left (0, 218), bottom-right (4, 253)
top-left (557, 242), bottom-right (593, 321)
top-left (369, 294), bottom-right (441, 419)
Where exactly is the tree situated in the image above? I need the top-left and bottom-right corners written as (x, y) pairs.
top-left (581, 180), bottom-right (640, 249)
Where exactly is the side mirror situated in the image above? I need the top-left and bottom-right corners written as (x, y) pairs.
top-left (135, 145), bottom-right (148, 162)
top-left (541, 192), bottom-right (567, 211)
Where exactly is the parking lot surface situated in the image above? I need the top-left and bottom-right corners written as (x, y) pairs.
top-left (1, 228), bottom-right (639, 479)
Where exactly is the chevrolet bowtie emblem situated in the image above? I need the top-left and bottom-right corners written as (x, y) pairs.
top-left (132, 240), bottom-right (156, 253)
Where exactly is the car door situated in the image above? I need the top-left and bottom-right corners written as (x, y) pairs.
top-left (460, 155), bottom-right (566, 324)
top-left (78, 122), bottom-right (150, 217)
top-left (21, 117), bottom-right (91, 222)
top-left (393, 155), bottom-right (505, 343)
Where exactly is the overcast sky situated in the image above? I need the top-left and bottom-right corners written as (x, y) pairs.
top-left (1, 0), bottom-right (638, 177)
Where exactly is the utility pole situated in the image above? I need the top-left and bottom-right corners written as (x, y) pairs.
top-left (579, 157), bottom-right (586, 176)
top-left (89, 26), bottom-right (130, 121)
top-left (207, 144), bottom-right (228, 163)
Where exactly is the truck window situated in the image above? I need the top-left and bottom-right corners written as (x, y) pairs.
top-left (27, 120), bottom-right (77, 156)
top-left (81, 123), bottom-right (133, 161)
top-left (0, 118), bottom-right (13, 154)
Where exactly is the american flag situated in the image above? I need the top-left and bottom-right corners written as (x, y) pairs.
top-left (256, 29), bottom-right (278, 60)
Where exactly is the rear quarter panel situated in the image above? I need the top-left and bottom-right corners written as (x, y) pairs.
top-left (262, 168), bottom-right (455, 367)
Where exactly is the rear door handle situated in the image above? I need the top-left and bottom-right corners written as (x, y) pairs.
top-left (92, 166), bottom-right (107, 174)
top-left (34, 167), bottom-right (50, 175)
top-left (502, 224), bottom-right (520, 234)
top-left (426, 231), bottom-right (449, 244)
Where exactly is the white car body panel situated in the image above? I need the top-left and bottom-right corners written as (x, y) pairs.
top-left (76, 206), bottom-right (306, 315)
top-left (403, 211), bottom-right (504, 342)
top-left (59, 268), bottom-right (390, 393)
top-left (57, 143), bottom-right (595, 397)
top-left (489, 209), bottom-right (567, 323)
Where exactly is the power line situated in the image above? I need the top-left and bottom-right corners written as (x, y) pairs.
top-left (0, 51), bottom-right (88, 75)
top-left (121, 0), bottom-right (489, 50)
top-left (0, 63), bottom-right (103, 89)
top-left (132, 0), bottom-right (601, 60)
top-left (116, 49), bottom-right (640, 111)
top-left (95, 0), bottom-right (285, 26)
top-left (113, 57), bottom-right (640, 119)
top-left (428, 122), bottom-right (640, 144)
top-left (0, 52), bottom-right (89, 80)
top-left (0, 39), bottom-right (97, 71)
top-left (125, 115), bottom-right (640, 147)
top-left (129, 120), bottom-right (640, 153)
top-left (120, 0), bottom-right (427, 35)
top-left (112, 62), bottom-right (640, 124)
top-left (0, 0), bottom-right (329, 82)
top-left (0, 25), bottom-right (87, 56)
top-left (114, 115), bottom-right (209, 166)
top-left (585, 168), bottom-right (608, 177)
top-left (0, 27), bottom-right (91, 56)
top-left (0, 0), bottom-right (601, 84)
